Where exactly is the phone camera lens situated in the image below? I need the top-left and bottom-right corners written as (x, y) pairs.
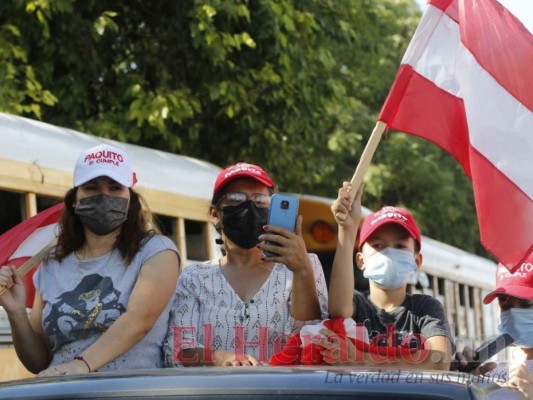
top-left (281, 200), bottom-right (289, 210)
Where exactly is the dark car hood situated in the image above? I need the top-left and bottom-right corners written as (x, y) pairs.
top-left (0, 366), bottom-right (509, 399)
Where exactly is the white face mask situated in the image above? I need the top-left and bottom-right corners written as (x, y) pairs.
top-left (498, 308), bottom-right (533, 348)
top-left (363, 248), bottom-right (418, 290)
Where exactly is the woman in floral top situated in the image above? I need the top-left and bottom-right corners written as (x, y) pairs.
top-left (164, 163), bottom-right (328, 366)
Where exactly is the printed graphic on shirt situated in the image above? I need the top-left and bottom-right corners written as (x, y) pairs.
top-left (43, 274), bottom-right (125, 350)
top-left (363, 320), bottom-right (424, 349)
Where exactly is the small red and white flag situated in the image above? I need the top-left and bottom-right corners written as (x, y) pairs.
top-left (379, 0), bottom-right (533, 272)
top-left (0, 203), bottom-right (63, 306)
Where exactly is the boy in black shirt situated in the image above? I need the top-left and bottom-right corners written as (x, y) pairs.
top-left (325, 182), bottom-right (453, 370)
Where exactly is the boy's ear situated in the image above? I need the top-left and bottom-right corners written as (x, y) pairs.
top-left (355, 252), bottom-right (365, 271)
top-left (414, 252), bottom-right (423, 269)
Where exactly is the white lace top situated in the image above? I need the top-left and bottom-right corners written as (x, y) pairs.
top-left (164, 254), bottom-right (328, 365)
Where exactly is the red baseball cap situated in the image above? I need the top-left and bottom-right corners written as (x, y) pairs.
top-left (483, 258), bottom-right (533, 304)
top-left (213, 163), bottom-right (275, 196)
top-left (359, 206), bottom-right (421, 250)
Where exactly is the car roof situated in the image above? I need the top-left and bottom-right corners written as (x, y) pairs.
top-left (0, 366), bottom-right (505, 399)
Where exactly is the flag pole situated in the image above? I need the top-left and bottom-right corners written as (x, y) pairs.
top-left (0, 238), bottom-right (57, 297)
top-left (336, 121), bottom-right (387, 221)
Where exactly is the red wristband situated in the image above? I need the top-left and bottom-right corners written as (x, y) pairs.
top-left (74, 355), bottom-right (92, 372)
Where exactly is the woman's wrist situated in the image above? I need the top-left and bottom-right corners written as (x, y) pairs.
top-left (7, 308), bottom-right (29, 322)
top-left (290, 261), bottom-right (313, 277)
top-left (73, 355), bottom-right (92, 372)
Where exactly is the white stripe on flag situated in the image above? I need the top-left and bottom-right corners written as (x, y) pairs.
top-left (402, 6), bottom-right (462, 97)
top-left (457, 46), bottom-right (533, 198)
top-left (9, 224), bottom-right (58, 260)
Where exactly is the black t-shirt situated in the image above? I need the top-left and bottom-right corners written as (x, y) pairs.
top-left (352, 291), bottom-right (454, 349)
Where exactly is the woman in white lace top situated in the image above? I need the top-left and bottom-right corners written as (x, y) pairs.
top-left (164, 163), bottom-right (328, 366)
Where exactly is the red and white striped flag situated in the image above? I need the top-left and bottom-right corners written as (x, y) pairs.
top-left (0, 203), bottom-right (63, 306)
top-left (379, 0), bottom-right (533, 272)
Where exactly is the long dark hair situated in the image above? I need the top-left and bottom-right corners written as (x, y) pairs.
top-left (53, 188), bottom-right (159, 264)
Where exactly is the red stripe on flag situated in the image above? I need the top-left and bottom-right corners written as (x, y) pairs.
top-left (428, 0), bottom-right (459, 22)
top-left (0, 203), bottom-right (63, 307)
top-left (460, 0), bottom-right (533, 112)
top-left (379, 64), bottom-right (471, 177)
top-left (0, 203), bottom-right (63, 266)
top-left (470, 147), bottom-right (533, 269)
top-left (428, 0), bottom-right (452, 11)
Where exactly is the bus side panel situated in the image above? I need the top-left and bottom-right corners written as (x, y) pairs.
top-left (0, 348), bottom-right (34, 381)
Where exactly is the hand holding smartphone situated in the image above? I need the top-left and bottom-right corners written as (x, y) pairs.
top-left (263, 194), bottom-right (299, 257)
top-left (452, 333), bottom-right (514, 373)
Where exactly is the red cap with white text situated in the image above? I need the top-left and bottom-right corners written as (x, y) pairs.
top-left (359, 206), bottom-right (421, 250)
top-left (213, 162), bottom-right (275, 196)
top-left (483, 258), bottom-right (533, 304)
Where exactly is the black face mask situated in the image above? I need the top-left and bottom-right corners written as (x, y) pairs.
top-left (221, 201), bottom-right (268, 249)
top-left (74, 194), bottom-right (129, 236)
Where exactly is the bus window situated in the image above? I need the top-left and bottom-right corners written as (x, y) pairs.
top-left (354, 265), bottom-right (370, 292)
top-left (0, 190), bottom-right (25, 235)
top-left (155, 214), bottom-right (177, 243)
top-left (433, 276), bottom-right (446, 307)
top-left (407, 271), bottom-right (432, 296)
top-left (36, 195), bottom-right (61, 213)
top-left (185, 220), bottom-right (208, 262)
top-left (313, 252), bottom-right (335, 288)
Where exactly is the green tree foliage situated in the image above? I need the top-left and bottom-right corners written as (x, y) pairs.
top-left (0, 0), bottom-right (486, 256)
top-left (0, 19), bottom-right (57, 117)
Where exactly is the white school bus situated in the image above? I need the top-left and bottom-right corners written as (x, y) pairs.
top-left (0, 112), bottom-right (498, 381)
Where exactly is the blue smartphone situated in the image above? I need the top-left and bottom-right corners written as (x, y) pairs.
top-left (263, 194), bottom-right (299, 257)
